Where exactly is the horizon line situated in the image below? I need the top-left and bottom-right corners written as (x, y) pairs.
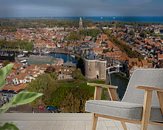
top-left (0, 16), bottom-right (163, 18)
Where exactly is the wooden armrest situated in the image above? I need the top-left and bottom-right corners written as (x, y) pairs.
top-left (88, 82), bottom-right (119, 101)
top-left (137, 86), bottom-right (163, 92)
top-left (87, 82), bottom-right (118, 89)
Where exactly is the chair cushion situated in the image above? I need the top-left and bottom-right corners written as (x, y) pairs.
top-left (85, 100), bottom-right (163, 122)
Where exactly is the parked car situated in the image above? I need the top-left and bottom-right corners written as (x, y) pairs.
top-left (46, 106), bottom-right (61, 113)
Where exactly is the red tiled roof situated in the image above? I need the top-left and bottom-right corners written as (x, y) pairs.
top-left (158, 54), bottom-right (163, 60)
top-left (3, 84), bottom-right (27, 93)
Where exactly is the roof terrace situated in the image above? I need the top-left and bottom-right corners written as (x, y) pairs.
top-left (0, 113), bottom-right (140, 130)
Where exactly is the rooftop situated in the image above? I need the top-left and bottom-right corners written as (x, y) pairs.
top-left (0, 113), bottom-right (140, 130)
top-left (28, 55), bottom-right (54, 65)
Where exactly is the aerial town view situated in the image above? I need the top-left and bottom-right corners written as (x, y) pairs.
top-left (0, 0), bottom-right (163, 130)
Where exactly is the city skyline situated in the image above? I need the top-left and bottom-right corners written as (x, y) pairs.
top-left (0, 0), bottom-right (163, 17)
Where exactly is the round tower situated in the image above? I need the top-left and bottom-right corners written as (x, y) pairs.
top-left (84, 59), bottom-right (107, 80)
top-left (84, 59), bottom-right (97, 79)
top-left (97, 60), bottom-right (107, 80)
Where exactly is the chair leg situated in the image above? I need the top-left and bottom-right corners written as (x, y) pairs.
top-left (92, 113), bottom-right (98, 130)
top-left (141, 90), bottom-right (152, 130)
top-left (121, 121), bottom-right (127, 130)
top-left (141, 123), bottom-right (148, 130)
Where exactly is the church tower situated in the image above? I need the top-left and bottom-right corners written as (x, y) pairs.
top-left (79, 17), bottom-right (83, 29)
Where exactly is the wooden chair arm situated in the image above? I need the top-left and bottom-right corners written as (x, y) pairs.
top-left (137, 86), bottom-right (163, 92)
top-left (87, 82), bottom-right (118, 89)
top-left (87, 82), bottom-right (119, 101)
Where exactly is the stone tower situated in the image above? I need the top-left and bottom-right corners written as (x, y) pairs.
top-left (84, 59), bottom-right (107, 80)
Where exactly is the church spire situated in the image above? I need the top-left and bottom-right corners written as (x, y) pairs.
top-left (79, 17), bottom-right (83, 29)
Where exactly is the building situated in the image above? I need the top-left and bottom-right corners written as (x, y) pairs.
top-left (84, 59), bottom-right (107, 80)
top-left (28, 55), bottom-right (54, 65)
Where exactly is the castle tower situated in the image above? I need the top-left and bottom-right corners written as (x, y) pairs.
top-left (79, 17), bottom-right (83, 29)
top-left (84, 59), bottom-right (107, 80)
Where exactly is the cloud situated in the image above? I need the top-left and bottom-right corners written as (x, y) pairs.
top-left (15, 5), bottom-right (71, 17)
top-left (0, 0), bottom-right (162, 17)
top-left (0, 5), bottom-right (16, 17)
top-left (128, 0), bottom-right (153, 5)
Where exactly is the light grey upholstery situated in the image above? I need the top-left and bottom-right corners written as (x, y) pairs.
top-left (122, 69), bottom-right (163, 107)
top-left (86, 100), bottom-right (143, 120)
top-left (85, 100), bottom-right (163, 122)
top-left (85, 69), bottom-right (163, 123)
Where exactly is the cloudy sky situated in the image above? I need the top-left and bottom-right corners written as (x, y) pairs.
top-left (0, 0), bottom-right (163, 17)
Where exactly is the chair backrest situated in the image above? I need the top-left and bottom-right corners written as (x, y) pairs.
top-left (122, 69), bottom-right (163, 107)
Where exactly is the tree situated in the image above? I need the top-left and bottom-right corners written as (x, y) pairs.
top-left (45, 66), bottom-right (55, 73)
top-left (76, 57), bottom-right (85, 75)
top-left (66, 32), bottom-right (80, 41)
top-left (28, 74), bottom-right (56, 92)
top-left (2, 60), bottom-right (10, 67)
top-left (72, 69), bottom-right (85, 80)
top-left (128, 30), bottom-right (135, 36)
top-left (44, 66), bottom-right (58, 80)
top-left (139, 31), bottom-right (147, 38)
top-left (103, 49), bottom-right (109, 53)
top-left (28, 73), bottom-right (58, 106)
top-left (104, 30), bottom-right (143, 59)
top-left (79, 29), bottom-right (100, 37)
top-left (0, 40), bottom-right (34, 51)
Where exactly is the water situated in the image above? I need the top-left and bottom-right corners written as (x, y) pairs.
top-left (6, 16), bottom-right (163, 23)
top-left (109, 73), bottom-right (129, 100)
top-left (83, 16), bottom-right (163, 23)
top-left (49, 53), bottom-right (77, 64)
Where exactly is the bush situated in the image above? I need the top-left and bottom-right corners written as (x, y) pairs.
top-left (72, 69), bottom-right (85, 80)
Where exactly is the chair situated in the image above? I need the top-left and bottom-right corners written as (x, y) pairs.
top-left (85, 69), bottom-right (163, 130)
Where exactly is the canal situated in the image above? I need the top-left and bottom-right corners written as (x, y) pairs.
top-left (108, 73), bottom-right (129, 100)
